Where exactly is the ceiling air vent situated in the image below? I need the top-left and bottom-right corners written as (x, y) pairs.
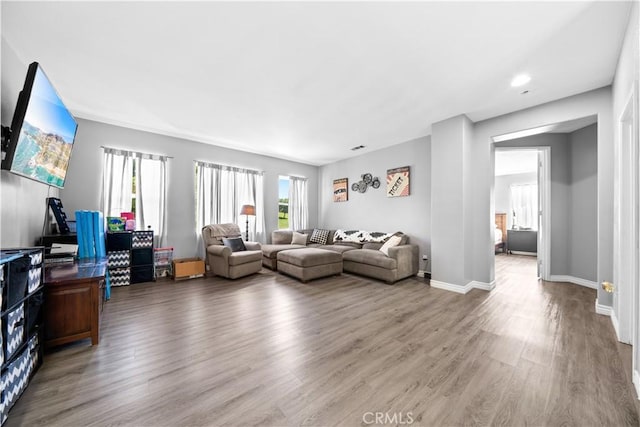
top-left (351, 145), bottom-right (366, 151)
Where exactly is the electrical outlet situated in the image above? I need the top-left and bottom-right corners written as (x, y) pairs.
top-left (422, 255), bottom-right (428, 261)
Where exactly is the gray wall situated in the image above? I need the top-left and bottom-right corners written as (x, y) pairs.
top-left (1, 37), bottom-right (61, 248)
top-left (318, 135), bottom-right (430, 271)
top-left (1, 37), bottom-right (319, 255)
top-left (570, 124), bottom-right (598, 281)
top-left (430, 115), bottom-right (475, 286)
top-left (494, 171), bottom-right (537, 230)
top-left (61, 118), bottom-right (319, 258)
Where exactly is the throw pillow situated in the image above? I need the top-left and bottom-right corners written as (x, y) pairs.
top-left (379, 235), bottom-right (402, 256)
top-left (334, 229), bottom-right (364, 243)
top-left (291, 232), bottom-right (308, 245)
top-left (222, 237), bottom-right (246, 252)
top-left (309, 228), bottom-right (330, 245)
top-left (362, 231), bottom-right (393, 243)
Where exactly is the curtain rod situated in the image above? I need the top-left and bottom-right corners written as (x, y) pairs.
top-left (194, 160), bottom-right (264, 174)
top-left (100, 145), bottom-right (174, 159)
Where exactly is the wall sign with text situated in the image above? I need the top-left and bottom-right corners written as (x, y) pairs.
top-left (386, 166), bottom-right (410, 198)
top-left (333, 178), bottom-right (348, 202)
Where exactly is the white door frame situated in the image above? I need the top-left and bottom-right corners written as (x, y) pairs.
top-left (613, 84), bottom-right (637, 347)
top-left (538, 147), bottom-right (551, 280)
top-left (494, 147), bottom-right (550, 280)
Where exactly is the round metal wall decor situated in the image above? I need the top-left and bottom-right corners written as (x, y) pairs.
top-left (353, 173), bottom-right (380, 193)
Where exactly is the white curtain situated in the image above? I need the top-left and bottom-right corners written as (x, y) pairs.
top-left (510, 183), bottom-right (538, 230)
top-left (288, 176), bottom-right (308, 230)
top-left (195, 161), bottom-right (265, 243)
top-left (101, 147), bottom-right (168, 246)
top-left (136, 154), bottom-right (168, 247)
top-left (102, 148), bottom-right (134, 217)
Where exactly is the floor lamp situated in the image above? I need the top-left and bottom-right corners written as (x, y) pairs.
top-left (240, 204), bottom-right (255, 241)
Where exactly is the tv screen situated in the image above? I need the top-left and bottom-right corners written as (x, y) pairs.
top-left (2, 62), bottom-right (78, 188)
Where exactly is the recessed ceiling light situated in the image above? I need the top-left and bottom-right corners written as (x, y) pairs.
top-left (511, 74), bottom-right (531, 87)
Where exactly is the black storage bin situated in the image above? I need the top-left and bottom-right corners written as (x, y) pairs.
top-left (3, 304), bottom-right (24, 362)
top-left (26, 292), bottom-right (43, 336)
top-left (2, 338), bottom-right (35, 424)
top-left (0, 316), bottom-right (3, 367)
top-left (132, 231), bottom-right (153, 248)
top-left (108, 251), bottom-right (130, 268)
top-left (5, 257), bottom-right (29, 310)
top-left (110, 268), bottom-right (130, 287)
top-left (106, 232), bottom-right (132, 251)
top-left (0, 263), bottom-right (4, 313)
top-left (131, 265), bottom-right (154, 283)
top-left (131, 248), bottom-right (153, 265)
top-left (26, 252), bottom-right (42, 295)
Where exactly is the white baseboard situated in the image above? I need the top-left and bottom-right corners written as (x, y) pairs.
top-left (430, 280), bottom-right (473, 294)
top-left (634, 370), bottom-right (640, 400)
top-left (548, 275), bottom-right (598, 289)
top-left (594, 299), bottom-right (612, 316)
top-left (430, 279), bottom-right (495, 294)
top-left (469, 280), bottom-right (496, 291)
top-left (417, 270), bottom-right (425, 278)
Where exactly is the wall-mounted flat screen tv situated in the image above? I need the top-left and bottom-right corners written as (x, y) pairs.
top-left (1, 62), bottom-right (78, 189)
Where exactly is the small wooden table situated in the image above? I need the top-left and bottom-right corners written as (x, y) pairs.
top-left (43, 258), bottom-right (107, 348)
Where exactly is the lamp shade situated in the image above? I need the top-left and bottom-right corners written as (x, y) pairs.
top-left (240, 204), bottom-right (256, 216)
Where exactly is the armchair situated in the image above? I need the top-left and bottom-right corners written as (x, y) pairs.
top-left (201, 223), bottom-right (262, 279)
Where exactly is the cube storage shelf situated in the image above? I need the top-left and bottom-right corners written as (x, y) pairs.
top-left (107, 231), bottom-right (154, 286)
top-left (0, 247), bottom-right (44, 426)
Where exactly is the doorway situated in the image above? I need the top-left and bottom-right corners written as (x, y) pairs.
top-left (494, 147), bottom-right (546, 283)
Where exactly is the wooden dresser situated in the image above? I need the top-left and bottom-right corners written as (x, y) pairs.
top-left (43, 258), bottom-right (107, 348)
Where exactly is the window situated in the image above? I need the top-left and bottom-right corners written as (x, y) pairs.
top-left (102, 147), bottom-right (168, 245)
top-left (278, 176), bottom-right (289, 229)
top-left (510, 183), bottom-right (538, 230)
top-left (195, 161), bottom-right (264, 241)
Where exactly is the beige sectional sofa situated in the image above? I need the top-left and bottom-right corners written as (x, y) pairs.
top-left (261, 228), bottom-right (419, 284)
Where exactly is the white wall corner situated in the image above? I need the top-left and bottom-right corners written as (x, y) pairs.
top-left (549, 275), bottom-right (598, 289)
top-left (470, 280), bottom-right (496, 291)
top-left (430, 280), bottom-right (473, 294)
top-left (594, 298), bottom-right (612, 316)
top-left (633, 370), bottom-right (640, 400)
top-left (611, 309), bottom-right (621, 342)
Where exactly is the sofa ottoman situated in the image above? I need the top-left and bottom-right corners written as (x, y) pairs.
top-left (277, 248), bottom-right (342, 283)
top-left (261, 244), bottom-right (307, 270)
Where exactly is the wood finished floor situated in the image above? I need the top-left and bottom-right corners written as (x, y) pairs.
top-left (6, 254), bottom-right (640, 426)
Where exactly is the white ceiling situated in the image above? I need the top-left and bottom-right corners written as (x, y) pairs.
top-left (1, 1), bottom-right (631, 166)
